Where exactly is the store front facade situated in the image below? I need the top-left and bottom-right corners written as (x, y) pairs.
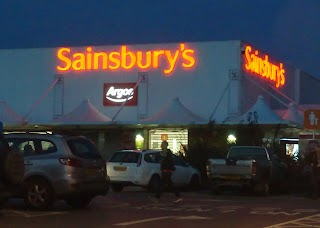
top-left (0, 40), bottom-right (319, 158)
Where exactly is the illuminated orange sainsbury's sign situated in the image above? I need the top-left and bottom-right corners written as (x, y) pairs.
top-left (244, 45), bottom-right (285, 88)
top-left (56, 43), bottom-right (196, 74)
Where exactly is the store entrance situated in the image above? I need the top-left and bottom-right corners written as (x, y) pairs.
top-left (149, 128), bottom-right (188, 155)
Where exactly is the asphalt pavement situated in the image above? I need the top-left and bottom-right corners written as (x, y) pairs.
top-left (1, 187), bottom-right (320, 228)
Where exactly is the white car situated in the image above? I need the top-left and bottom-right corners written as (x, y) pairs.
top-left (106, 149), bottom-right (201, 192)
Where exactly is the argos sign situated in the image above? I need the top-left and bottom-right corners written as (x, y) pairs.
top-left (244, 45), bottom-right (286, 88)
top-left (103, 83), bottom-right (138, 106)
top-left (56, 43), bottom-right (196, 75)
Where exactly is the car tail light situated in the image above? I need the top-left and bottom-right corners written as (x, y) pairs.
top-left (137, 154), bottom-right (142, 167)
top-left (206, 161), bottom-right (211, 174)
top-left (59, 158), bottom-right (83, 168)
top-left (252, 160), bottom-right (257, 176)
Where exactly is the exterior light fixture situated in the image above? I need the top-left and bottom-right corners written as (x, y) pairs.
top-left (227, 134), bottom-right (237, 144)
top-left (135, 134), bottom-right (144, 150)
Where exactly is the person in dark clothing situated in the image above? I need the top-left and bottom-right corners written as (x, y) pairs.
top-left (305, 141), bottom-right (320, 199)
top-left (177, 144), bottom-right (188, 162)
top-left (310, 146), bottom-right (320, 199)
top-left (0, 121), bottom-right (10, 182)
top-left (150, 141), bottom-right (182, 203)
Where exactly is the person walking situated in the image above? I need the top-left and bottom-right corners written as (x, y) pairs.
top-left (178, 144), bottom-right (188, 162)
top-left (149, 140), bottom-right (182, 203)
top-left (305, 143), bottom-right (320, 199)
top-left (311, 145), bottom-right (320, 199)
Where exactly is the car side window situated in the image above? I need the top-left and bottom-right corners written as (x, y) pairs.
top-left (144, 153), bottom-right (159, 163)
top-left (41, 140), bottom-right (57, 153)
top-left (8, 142), bottom-right (21, 154)
top-left (7, 138), bottom-right (57, 156)
top-left (155, 152), bottom-right (163, 163)
top-left (22, 142), bottom-right (35, 156)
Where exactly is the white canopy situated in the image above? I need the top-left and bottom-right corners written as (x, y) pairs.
top-left (54, 99), bottom-right (112, 124)
top-left (141, 97), bottom-right (206, 125)
top-left (226, 95), bottom-right (286, 124)
top-left (0, 101), bottom-right (26, 125)
top-left (282, 103), bottom-right (304, 126)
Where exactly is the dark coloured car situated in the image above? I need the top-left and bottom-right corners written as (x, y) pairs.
top-left (0, 134), bottom-right (25, 209)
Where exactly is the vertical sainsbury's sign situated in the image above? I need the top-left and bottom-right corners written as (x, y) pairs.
top-left (103, 83), bottom-right (138, 106)
top-left (56, 43), bottom-right (196, 74)
top-left (243, 45), bottom-right (286, 88)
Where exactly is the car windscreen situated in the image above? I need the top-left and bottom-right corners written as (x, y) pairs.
top-left (109, 152), bottom-right (140, 163)
top-left (67, 138), bottom-right (102, 159)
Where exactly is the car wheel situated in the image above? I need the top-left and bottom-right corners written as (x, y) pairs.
top-left (65, 196), bottom-right (92, 209)
top-left (189, 175), bottom-right (200, 190)
top-left (24, 178), bottom-right (55, 210)
top-left (254, 181), bottom-right (270, 197)
top-left (262, 182), bottom-right (270, 196)
top-left (110, 183), bottom-right (124, 192)
top-left (148, 175), bottom-right (161, 193)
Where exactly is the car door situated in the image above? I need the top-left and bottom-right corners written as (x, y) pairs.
top-left (7, 137), bottom-right (60, 180)
top-left (142, 152), bottom-right (161, 180)
top-left (171, 155), bottom-right (189, 186)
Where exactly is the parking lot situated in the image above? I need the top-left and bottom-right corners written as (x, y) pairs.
top-left (1, 188), bottom-right (320, 228)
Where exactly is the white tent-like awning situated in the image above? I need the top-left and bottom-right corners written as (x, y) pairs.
top-left (0, 100), bottom-right (26, 125)
top-left (226, 95), bottom-right (286, 125)
top-left (140, 97), bottom-right (206, 125)
top-left (282, 103), bottom-right (304, 126)
top-left (54, 99), bottom-right (112, 124)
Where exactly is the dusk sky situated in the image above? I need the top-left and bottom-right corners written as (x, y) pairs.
top-left (1, 0), bottom-right (320, 77)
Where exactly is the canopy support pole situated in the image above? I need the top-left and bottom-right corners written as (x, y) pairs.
top-left (24, 77), bottom-right (60, 121)
top-left (209, 80), bottom-right (231, 122)
top-left (111, 75), bottom-right (144, 122)
top-left (243, 74), bottom-right (305, 112)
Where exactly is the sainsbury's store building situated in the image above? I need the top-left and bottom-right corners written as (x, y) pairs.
top-left (1, 40), bottom-right (319, 157)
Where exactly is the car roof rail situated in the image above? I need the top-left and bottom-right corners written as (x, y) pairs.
top-left (4, 131), bottom-right (52, 134)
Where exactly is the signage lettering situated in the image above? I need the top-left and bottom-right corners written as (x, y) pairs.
top-left (106, 87), bottom-right (134, 102)
top-left (103, 83), bottom-right (138, 106)
top-left (244, 45), bottom-right (285, 88)
top-left (56, 44), bottom-right (195, 74)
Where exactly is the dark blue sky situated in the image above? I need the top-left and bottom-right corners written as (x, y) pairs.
top-left (1, 0), bottom-right (319, 77)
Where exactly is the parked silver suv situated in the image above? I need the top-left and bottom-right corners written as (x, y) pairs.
top-left (4, 133), bottom-right (109, 210)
